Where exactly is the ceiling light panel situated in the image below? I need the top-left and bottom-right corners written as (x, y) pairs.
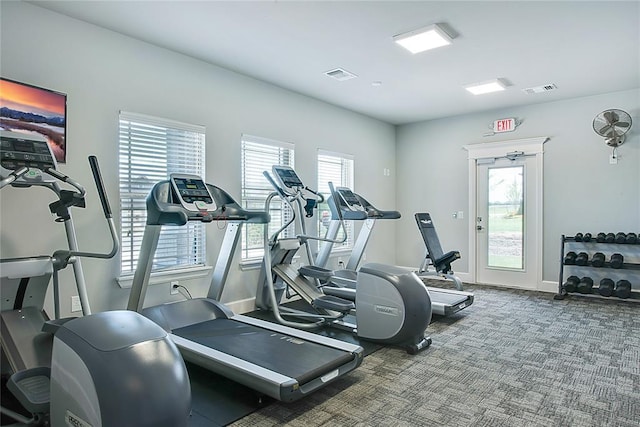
top-left (465, 79), bottom-right (507, 95)
top-left (393, 24), bottom-right (453, 54)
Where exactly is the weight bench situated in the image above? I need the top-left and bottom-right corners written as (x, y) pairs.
top-left (415, 212), bottom-right (464, 291)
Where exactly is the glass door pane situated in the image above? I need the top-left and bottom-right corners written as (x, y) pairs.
top-left (487, 166), bottom-right (524, 269)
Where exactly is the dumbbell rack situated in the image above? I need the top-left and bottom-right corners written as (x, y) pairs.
top-left (554, 234), bottom-right (640, 301)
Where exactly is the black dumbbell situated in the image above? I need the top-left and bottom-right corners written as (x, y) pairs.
top-left (605, 233), bottom-right (616, 243)
top-left (615, 280), bottom-right (632, 299)
top-left (596, 232), bottom-right (606, 243)
top-left (615, 232), bottom-right (627, 244)
top-left (591, 252), bottom-right (606, 268)
top-left (574, 233), bottom-right (583, 242)
top-left (563, 276), bottom-right (580, 293)
top-left (577, 277), bottom-right (594, 294)
top-left (564, 251), bottom-right (577, 265)
top-left (610, 253), bottom-right (624, 269)
top-left (625, 232), bottom-right (638, 244)
top-left (575, 252), bottom-right (589, 266)
top-left (582, 232), bottom-right (592, 242)
top-left (598, 278), bottom-right (615, 297)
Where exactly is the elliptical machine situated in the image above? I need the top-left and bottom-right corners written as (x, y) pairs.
top-left (314, 186), bottom-right (474, 317)
top-left (0, 130), bottom-right (191, 426)
top-left (256, 165), bottom-right (432, 354)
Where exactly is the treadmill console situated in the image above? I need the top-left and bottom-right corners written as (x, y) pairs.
top-left (336, 187), bottom-right (365, 212)
top-left (0, 130), bottom-right (57, 183)
top-left (272, 165), bottom-right (304, 195)
top-left (170, 174), bottom-right (216, 212)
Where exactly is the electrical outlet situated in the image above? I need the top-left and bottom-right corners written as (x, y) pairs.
top-left (170, 281), bottom-right (179, 295)
top-left (71, 296), bottom-right (82, 313)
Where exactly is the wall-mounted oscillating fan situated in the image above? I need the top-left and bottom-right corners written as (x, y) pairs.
top-left (592, 109), bottom-right (632, 147)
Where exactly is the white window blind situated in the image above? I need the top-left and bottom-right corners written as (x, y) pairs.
top-left (119, 111), bottom-right (206, 275)
top-left (241, 135), bottom-right (294, 260)
top-left (317, 150), bottom-right (354, 250)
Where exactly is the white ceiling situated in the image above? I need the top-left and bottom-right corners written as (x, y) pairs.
top-left (29, 1), bottom-right (640, 125)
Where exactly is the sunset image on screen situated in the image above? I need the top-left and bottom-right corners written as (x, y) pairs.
top-left (0, 78), bottom-right (67, 163)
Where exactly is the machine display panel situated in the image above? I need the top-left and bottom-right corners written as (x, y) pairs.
top-left (0, 130), bottom-right (57, 182)
top-left (170, 174), bottom-right (216, 211)
top-left (273, 166), bottom-right (304, 190)
top-left (337, 188), bottom-right (362, 208)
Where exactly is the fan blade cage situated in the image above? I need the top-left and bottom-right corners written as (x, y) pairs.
top-left (593, 109), bottom-right (633, 138)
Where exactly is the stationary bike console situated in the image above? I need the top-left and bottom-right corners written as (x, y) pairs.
top-left (170, 174), bottom-right (216, 212)
top-left (0, 130), bottom-right (57, 183)
top-left (272, 165), bottom-right (304, 195)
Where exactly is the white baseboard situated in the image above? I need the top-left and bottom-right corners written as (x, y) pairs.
top-left (464, 279), bottom-right (558, 293)
top-left (538, 280), bottom-right (559, 293)
top-left (455, 272), bottom-right (473, 283)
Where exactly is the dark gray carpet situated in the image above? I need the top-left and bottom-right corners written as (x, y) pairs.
top-left (230, 282), bottom-right (640, 427)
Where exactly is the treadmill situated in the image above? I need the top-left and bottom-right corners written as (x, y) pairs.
top-left (316, 187), bottom-right (474, 316)
top-left (126, 174), bottom-right (363, 402)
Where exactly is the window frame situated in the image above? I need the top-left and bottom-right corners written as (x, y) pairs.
top-left (117, 111), bottom-right (206, 280)
top-left (240, 134), bottom-right (295, 263)
top-left (317, 149), bottom-right (355, 252)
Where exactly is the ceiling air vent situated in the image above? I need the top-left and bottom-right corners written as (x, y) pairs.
top-left (522, 83), bottom-right (557, 94)
top-left (324, 68), bottom-right (357, 81)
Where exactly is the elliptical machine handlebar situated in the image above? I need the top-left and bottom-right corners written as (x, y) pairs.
top-left (55, 155), bottom-right (119, 263)
top-left (48, 156), bottom-right (119, 318)
top-left (263, 169), bottom-right (347, 246)
top-left (43, 167), bottom-right (87, 199)
top-left (89, 155), bottom-right (113, 219)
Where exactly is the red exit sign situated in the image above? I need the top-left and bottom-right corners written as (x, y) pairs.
top-left (493, 118), bottom-right (516, 133)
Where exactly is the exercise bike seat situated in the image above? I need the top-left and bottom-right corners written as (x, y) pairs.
top-left (312, 294), bottom-right (355, 312)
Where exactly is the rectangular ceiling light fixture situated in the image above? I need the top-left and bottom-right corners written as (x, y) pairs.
top-left (465, 79), bottom-right (507, 95)
top-left (393, 24), bottom-right (453, 54)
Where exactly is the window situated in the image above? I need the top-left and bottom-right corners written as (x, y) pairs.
top-left (240, 135), bottom-right (294, 261)
top-left (119, 111), bottom-right (205, 275)
top-left (317, 150), bottom-right (354, 250)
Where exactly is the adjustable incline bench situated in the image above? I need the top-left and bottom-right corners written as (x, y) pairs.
top-left (415, 212), bottom-right (465, 291)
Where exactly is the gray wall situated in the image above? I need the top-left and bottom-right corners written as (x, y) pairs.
top-left (0, 2), bottom-right (396, 316)
top-left (396, 89), bottom-right (640, 285)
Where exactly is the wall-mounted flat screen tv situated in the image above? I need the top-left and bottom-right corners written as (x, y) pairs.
top-left (0, 77), bottom-right (67, 163)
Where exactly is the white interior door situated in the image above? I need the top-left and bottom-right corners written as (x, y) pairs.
top-left (476, 155), bottom-right (539, 288)
top-left (465, 137), bottom-right (547, 289)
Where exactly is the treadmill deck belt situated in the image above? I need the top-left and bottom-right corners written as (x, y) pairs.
top-left (173, 319), bottom-right (354, 385)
